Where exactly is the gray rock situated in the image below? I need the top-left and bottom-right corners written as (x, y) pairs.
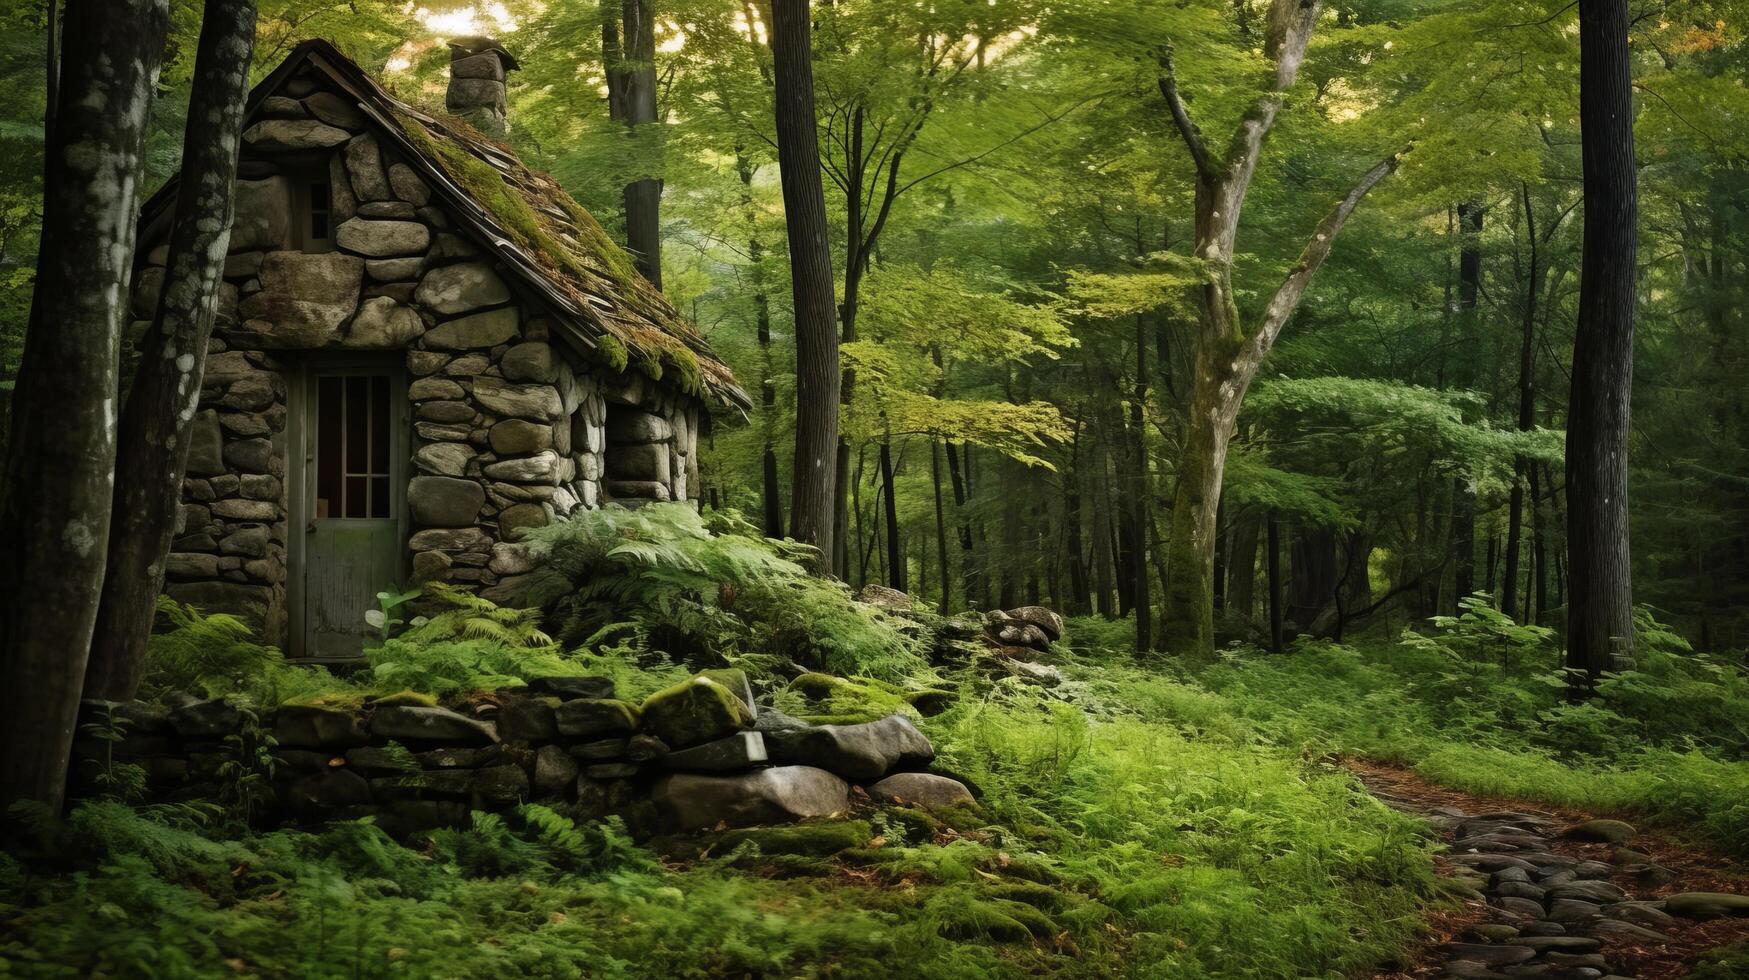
top-left (212, 498), bottom-right (279, 521)
top-left (1601, 901), bottom-right (1676, 929)
top-left (1438, 944), bottom-right (1535, 966)
top-left (170, 698), bottom-right (242, 737)
top-left (416, 261), bottom-right (509, 315)
top-left (533, 745), bottom-right (579, 797)
top-left (418, 400), bottom-right (476, 424)
top-left (489, 419), bottom-right (553, 455)
top-left (1664, 892), bottom-right (1749, 919)
top-left (407, 526), bottom-right (492, 553)
top-left (274, 705), bottom-right (367, 748)
top-left (388, 163), bottom-right (430, 206)
top-left (1497, 881), bottom-right (1546, 901)
top-left (868, 772), bottom-right (975, 809)
top-left (554, 699), bottom-right (639, 738)
top-left (652, 765), bottom-right (852, 830)
top-left (584, 763), bottom-right (640, 779)
top-left (607, 442), bottom-right (670, 483)
top-left (606, 409), bottom-right (672, 444)
top-left (568, 738), bottom-right (630, 761)
top-left (358, 201), bottom-right (418, 220)
top-left (472, 377), bottom-right (562, 421)
top-left (345, 133), bottom-right (392, 201)
top-left (1589, 918), bottom-right (1670, 943)
top-left (302, 91), bottom-right (367, 130)
top-left (528, 676), bottom-right (615, 699)
top-left (605, 480), bottom-right (671, 501)
top-left (237, 251), bottom-right (364, 347)
top-left (497, 503), bottom-right (547, 539)
top-left (483, 451), bottom-right (561, 483)
top-left (762, 714), bottom-right (934, 780)
top-left (450, 52), bottom-right (506, 80)
top-left (244, 119), bottom-right (352, 151)
top-left (370, 705), bottom-right (495, 745)
top-left (187, 411), bottom-right (226, 475)
top-left (408, 476), bottom-right (485, 527)
top-left (336, 218), bottom-right (430, 258)
top-left (500, 342), bottom-right (557, 383)
top-left (413, 442), bottom-right (473, 477)
top-left (1518, 921), bottom-right (1566, 936)
top-left (663, 731), bottom-right (768, 772)
top-left (1496, 896), bottom-right (1546, 917)
top-left (1561, 819), bottom-right (1637, 844)
top-left (496, 699), bottom-right (558, 742)
top-left (474, 764), bottom-right (530, 804)
top-left (1550, 880), bottom-right (1626, 904)
top-left (424, 307), bottom-right (521, 351)
top-left (1004, 605), bottom-right (1065, 641)
top-left (289, 769), bottom-right (373, 810)
top-left (1504, 936), bottom-right (1602, 953)
top-left (260, 95), bottom-right (307, 118)
top-left (329, 152), bottom-right (357, 222)
top-left (1548, 899), bottom-right (1602, 924)
top-left (345, 296), bottom-right (425, 348)
top-left (994, 621), bottom-right (1053, 651)
top-left (231, 177), bottom-right (295, 252)
top-left (408, 377), bottom-right (466, 401)
top-left (366, 256), bottom-right (424, 282)
top-left (626, 734), bottom-right (670, 762)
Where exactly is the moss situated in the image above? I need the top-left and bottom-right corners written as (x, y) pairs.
top-left (713, 819), bottom-right (873, 858)
top-left (883, 805), bottom-right (943, 841)
top-left (638, 675), bottom-right (753, 747)
top-left (367, 689), bottom-right (439, 707)
top-left (781, 672), bottom-right (917, 724)
top-left (934, 896), bottom-right (1059, 943)
top-left (595, 334), bottom-right (630, 373)
top-left (982, 880), bottom-right (1066, 912)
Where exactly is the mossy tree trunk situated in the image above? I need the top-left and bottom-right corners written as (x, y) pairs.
top-left (0, 0), bottom-right (169, 809)
top-left (1154, 0), bottom-right (1401, 656)
top-left (86, 0), bottom-right (256, 701)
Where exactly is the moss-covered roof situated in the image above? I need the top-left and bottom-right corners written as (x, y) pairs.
top-left (157, 39), bottom-right (749, 410)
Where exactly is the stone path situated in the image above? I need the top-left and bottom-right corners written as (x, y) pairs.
top-left (1351, 762), bottom-right (1749, 980)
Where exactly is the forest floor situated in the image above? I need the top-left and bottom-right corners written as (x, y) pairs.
top-left (1350, 759), bottom-right (1749, 980)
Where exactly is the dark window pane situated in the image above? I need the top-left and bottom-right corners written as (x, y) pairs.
top-left (317, 376), bottom-right (341, 519)
top-left (370, 375), bottom-right (391, 475)
top-left (345, 476), bottom-right (367, 519)
top-left (311, 183), bottom-right (330, 239)
top-left (370, 476), bottom-right (390, 518)
top-left (345, 376), bottom-right (368, 475)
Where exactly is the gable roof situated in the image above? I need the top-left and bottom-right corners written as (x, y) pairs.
top-left (144, 38), bottom-right (750, 411)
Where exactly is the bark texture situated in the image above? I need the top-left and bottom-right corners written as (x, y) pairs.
top-left (1566, 0), bottom-right (1638, 682)
top-left (85, 0), bottom-right (257, 700)
top-left (0, 0), bottom-right (169, 808)
top-left (771, 0), bottom-right (839, 570)
top-left (1155, 0), bottom-right (1402, 656)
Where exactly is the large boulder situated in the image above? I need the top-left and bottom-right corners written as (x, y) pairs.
top-left (762, 714), bottom-right (933, 780)
top-left (652, 766), bottom-right (851, 830)
top-left (555, 698), bottom-right (640, 738)
top-left (1004, 605), bottom-right (1065, 641)
top-left (230, 177), bottom-right (294, 252)
top-left (415, 261), bottom-right (510, 315)
top-left (274, 705), bottom-right (367, 749)
top-left (489, 419), bottom-right (553, 455)
top-left (1665, 893), bottom-right (1749, 919)
top-left (407, 476), bottom-right (485, 527)
top-left (640, 675), bottom-right (755, 748)
top-left (344, 133), bottom-right (393, 201)
top-left (663, 731), bottom-right (768, 772)
top-left (370, 705), bottom-right (495, 745)
top-left (867, 772), bottom-right (975, 810)
top-left (236, 252), bottom-right (364, 348)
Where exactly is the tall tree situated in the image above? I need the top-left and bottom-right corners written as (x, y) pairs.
top-left (604, 0), bottom-right (663, 285)
top-left (85, 0), bottom-right (257, 701)
top-left (1155, 0), bottom-right (1403, 656)
top-left (1565, 0), bottom-right (1638, 683)
top-left (771, 0), bottom-right (839, 570)
top-left (0, 0), bottom-right (169, 808)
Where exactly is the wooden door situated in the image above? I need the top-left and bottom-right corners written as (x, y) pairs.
top-left (289, 363), bottom-right (407, 661)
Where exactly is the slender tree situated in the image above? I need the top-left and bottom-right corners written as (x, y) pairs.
top-left (771, 0), bottom-right (839, 570)
top-left (1155, 0), bottom-right (1403, 656)
top-left (85, 0), bottom-right (257, 700)
top-left (1566, 0), bottom-right (1638, 683)
top-left (0, 0), bottom-right (169, 809)
top-left (604, 0), bottom-right (663, 285)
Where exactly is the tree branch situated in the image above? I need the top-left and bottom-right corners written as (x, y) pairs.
top-left (1156, 48), bottom-right (1217, 182)
top-left (1251, 148), bottom-right (1407, 357)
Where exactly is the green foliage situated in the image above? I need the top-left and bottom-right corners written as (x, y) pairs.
top-left (517, 504), bottom-right (929, 680)
top-left (144, 597), bottom-right (349, 705)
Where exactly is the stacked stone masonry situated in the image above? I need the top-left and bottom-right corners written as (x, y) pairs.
top-left (130, 64), bottom-right (704, 648)
top-left (71, 672), bottom-right (976, 837)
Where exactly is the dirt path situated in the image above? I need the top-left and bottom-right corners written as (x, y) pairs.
top-left (1348, 759), bottom-right (1749, 980)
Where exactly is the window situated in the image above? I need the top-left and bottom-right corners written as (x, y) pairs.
top-left (315, 374), bottom-right (392, 519)
top-left (296, 177), bottom-right (334, 252)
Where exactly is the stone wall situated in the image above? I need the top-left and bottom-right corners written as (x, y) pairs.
top-left (129, 62), bottom-right (703, 646)
top-left (70, 673), bottom-right (976, 837)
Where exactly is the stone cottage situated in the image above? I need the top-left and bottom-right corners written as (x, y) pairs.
top-left (128, 38), bottom-right (749, 662)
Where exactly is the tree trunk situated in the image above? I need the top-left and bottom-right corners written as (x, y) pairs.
top-left (613, 0), bottom-right (662, 285)
top-left (0, 0), bottom-right (169, 809)
top-left (1228, 514), bottom-right (1259, 622)
top-left (1132, 317), bottom-right (1152, 653)
top-left (1503, 184), bottom-right (1541, 622)
top-left (932, 439), bottom-right (951, 613)
top-left (85, 0), bottom-right (256, 701)
top-left (945, 441), bottom-right (977, 604)
top-left (1065, 433), bottom-right (1090, 615)
top-left (736, 151), bottom-right (784, 539)
top-left (1267, 514), bottom-right (1284, 652)
top-left (880, 435), bottom-right (904, 591)
top-left (1567, 0), bottom-right (1638, 682)
top-left (771, 0), bottom-right (839, 572)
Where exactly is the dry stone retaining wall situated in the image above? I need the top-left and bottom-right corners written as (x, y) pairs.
top-left (130, 62), bottom-right (702, 644)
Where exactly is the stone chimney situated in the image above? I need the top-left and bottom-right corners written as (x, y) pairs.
top-left (446, 36), bottom-right (519, 138)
